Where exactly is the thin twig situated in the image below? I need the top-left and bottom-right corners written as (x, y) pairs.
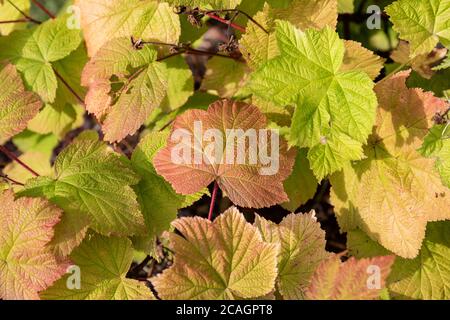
top-left (205, 12), bottom-right (246, 33)
top-left (205, 9), bottom-right (269, 34)
top-left (0, 173), bottom-right (25, 186)
top-left (0, 145), bottom-right (39, 177)
top-left (377, 61), bottom-right (409, 85)
top-left (185, 47), bottom-right (243, 61)
top-left (135, 38), bottom-right (244, 62)
top-left (156, 51), bottom-right (184, 62)
top-left (53, 68), bottom-right (85, 105)
top-left (208, 181), bottom-right (219, 221)
top-left (0, 19), bottom-right (30, 24)
top-left (7, 0), bottom-right (41, 24)
top-left (31, 0), bottom-right (55, 19)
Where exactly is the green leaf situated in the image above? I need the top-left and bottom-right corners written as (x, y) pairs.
top-left (26, 44), bottom-right (87, 138)
top-left (255, 212), bottom-right (330, 299)
top-left (385, 0), bottom-right (450, 56)
top-left (201, 57), bottom-right (250, 98)
top-left (281, 149), bottom-right (318, 211)
top-left (159, 55), bottom-right (194, 112)
top-left (12, 130), bottom-right (58, 157)
top-left (152, 207), bottom-right (279, 299)
top-left (19, 131), bottom-right (146, 237)
top-left (3, 151), bottom-right (52, 191)
top-left (27, 41), bottom-right (87, 137)
top-left (131, 131), bottom-right (206, 253)
top-left (27, 103), bottom-right (84, 138)
top-left (249, 21), bottom-right (377, 179)
top-left (42, 234), bottom-right (155, 300)
top-left (0, 63), bottom-right (42, 144)
top-left (419, 124), bottom-right (450, 188)
top-left (0, 15), bottom-right (82, 102)
top-left (338, 0), bottom-right (354, 13)
top-left (0, 190), bottom-right (66, 300)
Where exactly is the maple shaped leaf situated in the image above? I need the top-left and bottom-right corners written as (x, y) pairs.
top-left (131, 131), bottom-right (207, 254)
top-left (385, 0), bottom-right (450, 56)
top-left (154, 99), bottom-right (296, 208)
top-left (42, 234), bottom-right (154, 300)
top-left (240, 0), bottom-right (338, 71)
top-left (255, 212), bottom-right (330, 299)
top-left (82, 38), bottom-right (168, 142)
top-left (0, 15), bottom-right (82, 103)
top-left (0, 63), bottom-right (42, 144)
top-left (305, 255), bottom-right (395, 300)
top-left (348, 222), bottom-right (450, 300)
top-left (152, 207), bottom-right (279, 299)
top-left (19, 131), bottom-right (146, 240)
top-left (27, 45), bottom-right (88, 139)
top-left (0, 190), bottom-right (67, 300)
top-left (248, 21), bottom-right (378, 180)
top-left (419, 124), bottom-right (450, 188)
top-left (75, 0), bottom-right (180, 56)
top-left (331, 70), bottom-right (450, 258)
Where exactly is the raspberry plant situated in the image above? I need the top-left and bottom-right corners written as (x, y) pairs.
top-left (0, 0), bottom-right (449, 300)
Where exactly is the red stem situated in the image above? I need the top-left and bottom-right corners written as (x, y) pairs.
top-left (31, 0), bottom-right (55, 19)
top-left (53, 69), bottom-right (85, 105)
top-left (208, 181), bottom-right (219, 221)
top-left (0, 19), bottom-right (30, 24)
top-left (1, 174), bottom-right (25, 186)
top-left (206, 13), bottom-right (246, 33)
top-left (0, 145), bottom-right (40, 177)
top-left (6, 0), bottom-right (41, 24)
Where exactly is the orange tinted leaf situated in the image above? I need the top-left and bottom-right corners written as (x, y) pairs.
top-left (154, 99), bottom-right (296, 208)
top-left (0, 63), bottom-right (42, 143)
top-left (255, 212), bottom-right (330, 299)
top-left (0, 190), bottom-right (67, 299)
top-left (82, 38), bottom-right (168, 142)
top-left (306, 255), bottom-right (395, 300)
top-left (152, 207), bottom-right (279, 299)
top-left (331, 70), bottom-right (450, 258)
